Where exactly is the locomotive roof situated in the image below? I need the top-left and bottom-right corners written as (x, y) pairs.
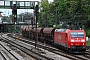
top-left (55, 29), bottom-right (67, 32)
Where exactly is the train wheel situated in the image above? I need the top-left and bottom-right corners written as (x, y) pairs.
top-left (68, 48), bottom-right (72, 53)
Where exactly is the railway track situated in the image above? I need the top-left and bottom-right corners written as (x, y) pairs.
top-left (8, 33), bottom-right (90, 60)
top-left (0, 33), bottom-right (54, 60)
top-left (0, 52), bottom-right (7, 60)
top-left (0, 41), bottom-right (19, 60)
top-left (0, 41), bottom-right (36, 60)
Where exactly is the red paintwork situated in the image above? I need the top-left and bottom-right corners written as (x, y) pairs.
top-left (54, 29), bottom-right (86, 48)
top-left (54, 32), bottom-right (67, 46)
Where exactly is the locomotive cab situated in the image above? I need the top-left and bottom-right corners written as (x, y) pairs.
top-left (54, 29), bottom-right (86, 53)
top-left (68, 30), bottom-right (86, 53)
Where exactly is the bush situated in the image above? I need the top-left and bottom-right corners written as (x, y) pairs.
top-left (54, 25), bottom-right (61, 29)
top-left (87, 41), bottom-right (90, 46)
top-left (86, 29), bottom-right (90, 37)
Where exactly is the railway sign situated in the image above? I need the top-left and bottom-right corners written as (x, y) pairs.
top-left (0, 1), bottom-right (39, 9)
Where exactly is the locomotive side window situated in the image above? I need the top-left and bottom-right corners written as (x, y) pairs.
top-left (70, 32), bottom-right (84, 38)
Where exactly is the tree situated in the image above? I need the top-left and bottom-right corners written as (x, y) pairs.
top-left (39, 0), bottom-right (60, 27)
top-left (39, 0), bottom-right (90, 29)
top-left (39, 0), bottom-right (50, 27)
top-left (57, 0), bottom-right (90, 29)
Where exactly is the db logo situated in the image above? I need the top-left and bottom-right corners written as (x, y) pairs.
top-left (58, 35), bottom-right (61, 40)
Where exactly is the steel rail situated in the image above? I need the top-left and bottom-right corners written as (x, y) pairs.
top-left (1, 34), bottom-right (54, 60)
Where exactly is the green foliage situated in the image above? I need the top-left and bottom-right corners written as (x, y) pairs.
top-left (39, 0), bottom-right (90, 31)
top-left (86, 29), bottom-right (90, 37)
top-left (53, 24), bottom-right (61, 29)
top-left (87, 41), bottom-right (90, 46)
top-left (88, 15), bottom-right (90, 21)
top-left (1, 16), bottom-right (6, 22)
top-left (58, 0), bottom-right (66, 17)
top-left (7, 28), bottom-right (11, 32)
top-left (39, 0), bottom-right (56, 27)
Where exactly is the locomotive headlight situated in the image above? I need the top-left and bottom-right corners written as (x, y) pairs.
top-left (71, 43), bottom-right (73, 45)
top-left (83, 43), bottom-right (84, 45)
top-left (81, 40), bottom-right (85, 42)
top-left (71, 40), bottom-right (74, 42)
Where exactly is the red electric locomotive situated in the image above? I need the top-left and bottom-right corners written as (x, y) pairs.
top-left (54, 29), bottom-right (86, 53)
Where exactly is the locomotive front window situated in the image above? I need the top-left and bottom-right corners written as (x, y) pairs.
top-left (70, 32), bottom-right (77, 38)
top-left (77, 32), bottom-right (84, 37)
top-left (70, 32), bottom-right (84, 38)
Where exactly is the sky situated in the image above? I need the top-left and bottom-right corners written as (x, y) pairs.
top-left (0, 0), bottom-right (53, 16)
